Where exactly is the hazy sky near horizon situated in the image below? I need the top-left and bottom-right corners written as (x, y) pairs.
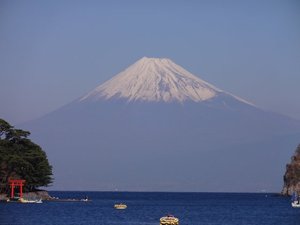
top-left (0, 0), bottom-right (300, 124)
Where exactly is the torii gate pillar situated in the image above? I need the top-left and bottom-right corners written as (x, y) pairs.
top-left (9, 179), bottom-right (25, 198)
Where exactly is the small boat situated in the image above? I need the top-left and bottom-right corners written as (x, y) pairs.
top-left (81, 196), bottom-right (90, 202)
top-left (35, 199), bottom-right (43, 204)
top-left (160, 214), bottom-right (179, 225)
top-left (291, 192), bottom-right (300, 208)
top-left (114, 203), bottom-right (127, 209)
top-left (19, 198), bottom-right (43, 204)
top-left (292, 201), bottom-right (300, 208)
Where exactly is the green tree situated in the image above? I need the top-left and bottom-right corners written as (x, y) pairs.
top-left (0, 119), bottom-right (53, 193)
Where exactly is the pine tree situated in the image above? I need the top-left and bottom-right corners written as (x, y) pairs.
top-left (0, 119), bottom-right (53, 193)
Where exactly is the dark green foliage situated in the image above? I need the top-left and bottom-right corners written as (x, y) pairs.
top-left (0, 119), bottom-right (53, 193)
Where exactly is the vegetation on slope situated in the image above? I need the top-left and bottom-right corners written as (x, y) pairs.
top-left (282, 144), bottom-right (300, 195)
top-left (0, 119), bottom-right (53, 193)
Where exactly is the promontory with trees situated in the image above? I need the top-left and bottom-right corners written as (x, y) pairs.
top-left (0, 118), bottom-right (53, 198)
top-left (282, 144), bottom-right (300, 195)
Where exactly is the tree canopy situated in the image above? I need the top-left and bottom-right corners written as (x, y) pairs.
top-left (0, 118), bottom-right (53, 193)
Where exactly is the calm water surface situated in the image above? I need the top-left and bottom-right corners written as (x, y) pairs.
top-left (1, 192), bottom-right (299, 225)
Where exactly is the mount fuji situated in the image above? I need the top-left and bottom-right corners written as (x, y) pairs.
top-left (80, 57), bottom-right (250, 105)
top-left (23, 57), bottom-right (300, 192)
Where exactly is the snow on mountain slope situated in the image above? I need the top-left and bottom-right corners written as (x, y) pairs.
top-left (80, 57), bottom-right (253, 105)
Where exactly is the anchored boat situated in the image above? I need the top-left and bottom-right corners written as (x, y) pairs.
top-left (160, 214), bottom-right (179, 225)
top-left (291, 192), bottom-right (300, 208)
top-left (19, 198), bottom-right (43, 204)
top-left (114, 203), bottom-right (127, 209)
top-left (292, 201), bottom-right (300, 208)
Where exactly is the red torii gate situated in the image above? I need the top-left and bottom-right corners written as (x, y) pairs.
top-left (9, 179), bottom-right (25, 199)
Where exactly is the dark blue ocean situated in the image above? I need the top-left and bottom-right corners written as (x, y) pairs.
top-left (1, 192), bottom-right (299, 225)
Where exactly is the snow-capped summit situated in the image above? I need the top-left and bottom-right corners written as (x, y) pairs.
top-left (80, 57), bottom-right (253, 105)
top-left (80, 57), bottom-right (222, 102)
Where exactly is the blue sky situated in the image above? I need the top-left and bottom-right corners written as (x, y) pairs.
top-left (0, 0), bottom-right (299, 124)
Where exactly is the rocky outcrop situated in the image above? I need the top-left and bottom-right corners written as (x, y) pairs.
top-left (23, 190), bottom-right (52, 200)
top-left (282, 144), bottom-right (300, 195)
top-left (0, 190), bottom-right (51, 201)
top-left (0, 193), bottom-right (7, 200)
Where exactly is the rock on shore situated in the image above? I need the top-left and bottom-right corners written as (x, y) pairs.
top-left (23, 190), bottom-right (52, 200)
top-left (282, 144), bottom-right (300, 195)
top-left (0, 190), bottom-right (51, 200)
top-left (0, 193), bottom-right (7, 200)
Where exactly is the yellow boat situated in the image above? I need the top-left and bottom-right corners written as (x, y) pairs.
top-left (160, 214), bottom-right (179, 225)
top-left (114, 203), bottom-right (127, 209)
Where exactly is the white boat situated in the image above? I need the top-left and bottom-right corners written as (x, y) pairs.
top-left (291, 192), bottom-right (300, 208)
top-left (19, 198), bottom-right (43, 204)
top-left (292, 201), bottom-right (300, 208)
top-left (35, 199), bottom-right (43, 204)
top-left (80, 196), bottom-right (90, 202)
top-left (114, 203), bottom-right (127, 209)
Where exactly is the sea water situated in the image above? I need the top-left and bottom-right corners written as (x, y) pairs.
top-left (1, 192), bottom-right (299, 225)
